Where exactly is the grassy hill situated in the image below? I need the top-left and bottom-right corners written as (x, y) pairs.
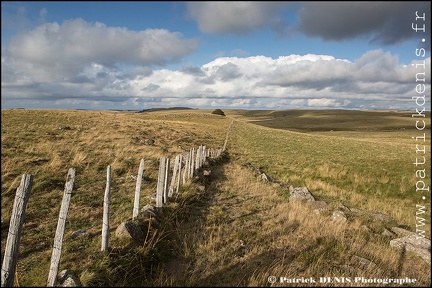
top-left (1, 108), bottom-right (430, 286)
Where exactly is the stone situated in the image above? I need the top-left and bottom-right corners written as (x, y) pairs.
top-left (58, 269), bottom-right (81, 287)
top-left (140, 139), bottom-right (155, 146)
top-left (141, 204), bottom-right (156, 218)
top-left (391, 227), bottom-right (416, 237)
top-left (259, 173), bottom-right (273, 183)
top-left (350, 208), bottom-right (395, 223)
top-left (308, 200), bottom-right (328, 214)
top-left (331, 210), bottom-right (347, 224)
top-left (382, 228), bottom-right (395, 237)
top-left (70, 229), bottom-right (88, 239)
top-left (390, 234), bottom-right (431, 264)
top-left (115, 221), bottom-right (144, 244)
top-left (289, 186), bottom-right (315, 202)
top-left (203, 170), bottom-right (211, 176)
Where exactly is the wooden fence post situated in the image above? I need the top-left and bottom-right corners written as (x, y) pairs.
top-left (163, 158), bottom-right (170, 203)
top-left (101, 165), bottom-right (111, 252)
top-left (189, 148), bottom-right (195, 178)
top-left (133, 159), bottom-right (145, 220)
top-left (156, 157), bottom-right (165, 208)
top-left (1, 174), bottom-right (33, 287)
top-left (47, 168), bottom-right (76, 287)
top-left (176, 154), bottom-right (182, 194)
top-left (182, 154), bottom-right (188, 184)
top-left (169, 155), bottom-right (180, 197)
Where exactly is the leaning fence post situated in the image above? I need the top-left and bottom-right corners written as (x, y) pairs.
top-left (133, 159), bottom-right (145, 220)
top-left (1, 174), bottom-right (33, 287)
top-left (47, 168), bottom-right (76, 287)
top-left (101, 165), bottom-right (111, 252)
top-left (156, 157), bottom-right (165, 209)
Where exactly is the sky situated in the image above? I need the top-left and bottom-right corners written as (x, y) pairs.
top-left (1, 1), bottom-right (431, 111)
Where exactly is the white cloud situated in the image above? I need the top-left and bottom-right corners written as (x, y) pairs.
top-left (2, 45), bottom-right (430, 110)
top-left (2, 19), bottom-right (198, 83)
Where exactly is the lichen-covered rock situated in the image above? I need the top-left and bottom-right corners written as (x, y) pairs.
top-left (390, 234), bottom-right (431, 264)
top-left (289, 186), bottom-right (315, 202)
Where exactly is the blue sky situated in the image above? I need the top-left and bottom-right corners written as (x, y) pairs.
top-left (1, 1), bottom-right (430, 110)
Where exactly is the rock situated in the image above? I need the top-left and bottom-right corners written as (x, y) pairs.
top-left (140, 139), bottom-right (155, 145)
top-left (390, 234), bottom-right (431, 264)
top-left (391, 227), bottom-right (416, 237)
top-left (382, 228), bottom-right (395, 237)
top-left (115, 221), bottom-right (144, 244)
top-left (141, 204), bottom-right (156, 218)
top-left (289, 186), bottom-right (315, 202)
top-left (350, 208), bottom-right (395, 223)
top-left (58, 269), bottom-right (81, 287)
top-left (309, 200), bottom-right (328, 214)
top-left (331, 210), bottom-right (347, 224)
top-left (58, 125), bottom-right (72, 130)
top-left (259, 173), bottom-right (273, 183)
top-left (203, 170), bottom-right (211, 176)
top-left (70, 229), bottom-right (88, 239)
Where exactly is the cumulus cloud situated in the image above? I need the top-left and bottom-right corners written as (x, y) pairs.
top-left (2, 18), bottom-right (198, 83)
top-left (298, 2), bottom-right (431, 45)
top-left (2, 45), bottom-right (430, 110)
top-left (187, 1), bottom-right (288, 34)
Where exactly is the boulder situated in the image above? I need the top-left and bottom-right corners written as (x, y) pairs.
top-left (115, 221), bottom-right (144, 244)
top-left (331, 210), bottom-right (347, 224)
top-left (289, 186), bottom-right (315, 202)
top-left (390, 234), bottom-right (431, 264)
top-left (58, 269), bottom-right (81, 287)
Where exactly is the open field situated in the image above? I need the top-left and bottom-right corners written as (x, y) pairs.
top-left (1, 108), bottom-right (430, 286)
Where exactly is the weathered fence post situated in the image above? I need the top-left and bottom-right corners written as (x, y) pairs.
top-left (1, 174), bottom-right (33, 287)
top-left (156, 157), bottom-right (165, 209)
top-left (176, 154), bottom-right (182, 194)
top-left (101, 165), bottom-right (111, 252)
top-left (47, 168), bottom-right (76, 287)
top-left (189, 148), bottom-right (195, 178)
top-left (182, 154), bottom-right (188, 184)
top-left (133, 159), bottom-right (145, 220)
top-left (169, 155), bottom-right (180, 197)
top-left (163, 158), bottom-right (171, 203)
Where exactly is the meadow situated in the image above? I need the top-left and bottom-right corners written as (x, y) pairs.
top-left (1, 108), bottom-right (430, 286)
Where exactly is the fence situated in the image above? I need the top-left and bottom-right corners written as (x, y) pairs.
top-left (1, 120), bottom-right (233, 286)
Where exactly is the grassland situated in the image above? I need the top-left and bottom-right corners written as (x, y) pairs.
top-left (1, 108), bottom-right (430, 286)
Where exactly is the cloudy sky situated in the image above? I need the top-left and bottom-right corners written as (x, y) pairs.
top-left (1, 1), bottom-right (430, 110)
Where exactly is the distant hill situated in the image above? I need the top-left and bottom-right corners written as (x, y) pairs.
top-left (137, 107), bottom-right (193, 113)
